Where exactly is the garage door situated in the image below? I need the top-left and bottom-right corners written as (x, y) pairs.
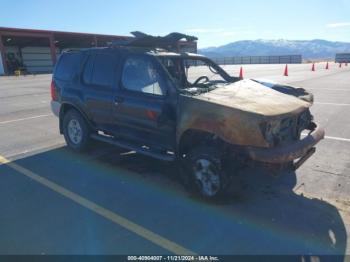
top-left (21, 46), bottom-right (60, 73)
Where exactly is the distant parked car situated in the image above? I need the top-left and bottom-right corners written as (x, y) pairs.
top-left (51, 32), bottom-right (324, 198)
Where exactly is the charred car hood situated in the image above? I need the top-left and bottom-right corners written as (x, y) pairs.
top-left (197, 79), bottom-right (312, 117)
top-left (252, 79), bottom-right (313, 103)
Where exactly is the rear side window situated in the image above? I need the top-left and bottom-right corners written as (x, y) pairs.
top-left (83, 53), bottom-right (116, 87)
top-left (55, 52), bottom-right (82, 81)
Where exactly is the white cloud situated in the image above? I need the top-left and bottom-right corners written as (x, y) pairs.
top-left (185, 28), bottom-right (225, 33)
top-left (326, 22), bottom-right (350, 28)
top-left (220, 31), bottom-right (236, 37)
top-left (185, 28), bottom-right (237, 37)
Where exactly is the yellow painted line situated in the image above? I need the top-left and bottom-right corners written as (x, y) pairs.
top-left (0, 155), bottom-right (196, 255)
top-left (0, 155), bottom-right (10, 164)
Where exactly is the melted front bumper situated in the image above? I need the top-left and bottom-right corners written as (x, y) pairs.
top-left (247, 124), bottom-right (325, 166)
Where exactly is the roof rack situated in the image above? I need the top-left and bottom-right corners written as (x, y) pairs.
top-left (109, 31), bottom-right (197, 51)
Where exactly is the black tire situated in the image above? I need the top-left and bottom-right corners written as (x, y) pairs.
top-left (183, 145), bottom-right (230, 199)
top-left (62, 109), bottom-right (90, 152)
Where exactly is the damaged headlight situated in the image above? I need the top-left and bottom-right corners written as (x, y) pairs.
top-left (259, 120), bottom-right (281, 146)
top-left (260, 117), bottom-right (299, 146)
top-left (260, 110), bottom-right (313, 147)
top-left (298, 109), bottom-right (313, 131)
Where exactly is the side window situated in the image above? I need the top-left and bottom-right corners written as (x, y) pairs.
top-left (121, 55), bottom-right (163, 96)
top-left (55, 52), bottom-right (82, 81)
top-left (82, 53), bottom-right (116, 87)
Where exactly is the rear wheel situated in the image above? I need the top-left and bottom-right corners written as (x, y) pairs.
top-left (184, 146), bottom-right (229, 198)
top-left (63, 109), bottom-right (90, 151)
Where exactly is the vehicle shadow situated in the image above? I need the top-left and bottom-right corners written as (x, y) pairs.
top-left (95, 145), bottom-right (347, 259)
top-left (2, 144), bottom-right (347, 259)
top-left (228, 167), bottom-right (347, 259)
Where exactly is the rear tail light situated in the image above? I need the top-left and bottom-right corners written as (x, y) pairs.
top-left (51, 80), bottom-right (58, 101)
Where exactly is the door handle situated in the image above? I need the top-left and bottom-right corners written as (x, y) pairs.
top-left (114, 97), bottom-right (124, 106)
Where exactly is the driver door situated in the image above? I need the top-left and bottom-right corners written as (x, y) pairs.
top-left (111, 54), bottom-right (176, 151)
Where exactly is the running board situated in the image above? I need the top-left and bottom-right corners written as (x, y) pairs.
top-left (90, 134), bottom-right (175, 162)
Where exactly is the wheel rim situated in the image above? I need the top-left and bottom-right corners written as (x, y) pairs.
top-left (193, 159), bottom-right (220, 197)
top-left (67, 119), bottom-right (83, 145)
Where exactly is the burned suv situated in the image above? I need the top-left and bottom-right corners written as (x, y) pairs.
top-left (51, 32), bottom-right (325, 198)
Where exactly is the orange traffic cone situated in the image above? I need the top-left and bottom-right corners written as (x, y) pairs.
top-left (284, 64), bottom-right (288, 76)
top-left (239, 66), bottom-right (243, 79)
top-left (311, 63), bottom-right (315, 71)
top-left (339, 63), bottom-right (342, 68)
top-left (325, 62), bottom-right (329, 70)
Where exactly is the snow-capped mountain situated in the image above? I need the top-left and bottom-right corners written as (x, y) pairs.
top-left (199, 39), bottom-right (350, 59)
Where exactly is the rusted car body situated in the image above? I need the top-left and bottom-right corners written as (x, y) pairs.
top-left (177, 78), bottom-right (324, 167)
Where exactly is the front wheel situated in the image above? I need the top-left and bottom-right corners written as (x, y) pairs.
top-left (184, 146), bottom-right (229, 198)
top-left (62, 109), bottom-right (90, 151)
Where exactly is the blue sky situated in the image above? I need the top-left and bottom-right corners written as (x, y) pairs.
top-left (1, 0), bottom-right (350, 48)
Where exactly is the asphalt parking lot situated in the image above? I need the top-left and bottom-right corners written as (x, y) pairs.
top-left (0, 63), bottom-right (349, 257)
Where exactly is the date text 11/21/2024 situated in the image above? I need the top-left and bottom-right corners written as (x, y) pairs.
top-left (127, 256), bottom-right (219, 261)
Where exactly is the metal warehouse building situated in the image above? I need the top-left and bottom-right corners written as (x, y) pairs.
top-left (0, 27), bottom-right (197, 76)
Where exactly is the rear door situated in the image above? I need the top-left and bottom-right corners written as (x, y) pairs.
top-left (111, 54), bottom-right (176, 151)
top-left (81, 51), bottom-right (119, 131)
